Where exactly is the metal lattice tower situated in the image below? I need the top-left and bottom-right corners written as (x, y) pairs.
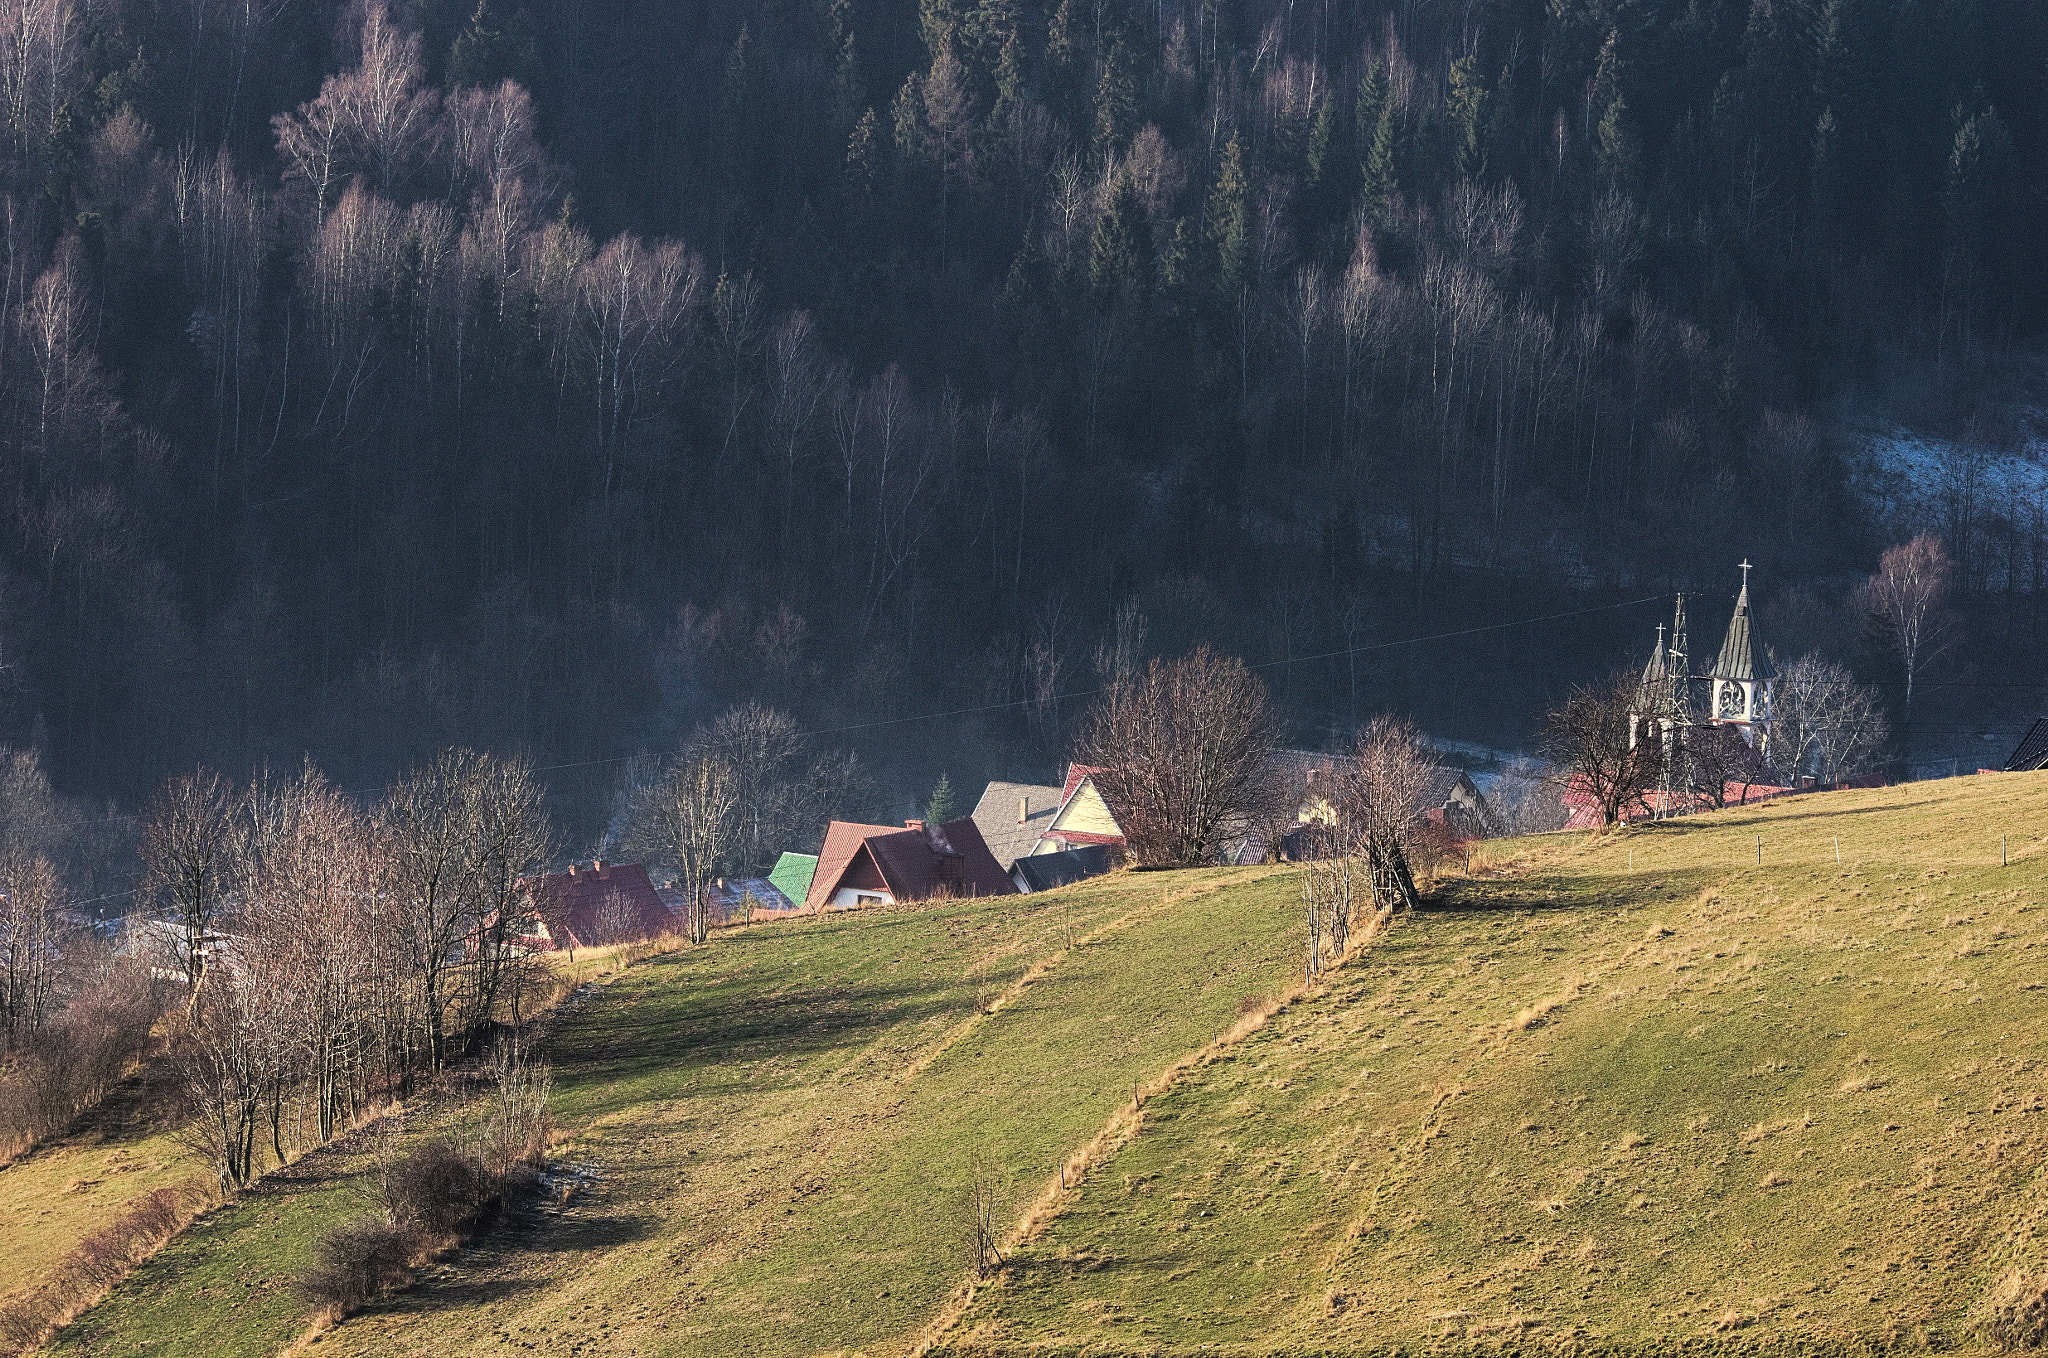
top-left (1657, 594), bottom-right (1697, 818)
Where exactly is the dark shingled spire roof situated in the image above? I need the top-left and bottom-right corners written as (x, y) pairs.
top-left (1710, 567), bottom-right (1774, 682)
top-left (1634, 629), bottom-right (1669, 709)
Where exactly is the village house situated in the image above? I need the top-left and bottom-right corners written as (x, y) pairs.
top-left (969, 779), bottom-right (1065, 872)
top-left (1028, 764), bottom-right (1125, 857)
top-left (517, 860), bottom-right (676, 951)
top-left (1010, 844), bottom-right (1115, 893)
top-left (802, 818), bottom-right (1015, 911)
top-left (767, 851), bottom-right (818, 906)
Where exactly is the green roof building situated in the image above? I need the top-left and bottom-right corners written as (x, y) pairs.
top-left (768, 852), bottom-right (818, 909)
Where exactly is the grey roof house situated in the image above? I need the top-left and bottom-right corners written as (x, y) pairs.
top-left (970, 779), bottom-right (1065, 870)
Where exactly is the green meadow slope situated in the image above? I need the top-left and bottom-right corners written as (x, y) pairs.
top-left (935, 773), bottom-right (2048, 1355)
top-left (49, 866), bottom-right (1307, 1358)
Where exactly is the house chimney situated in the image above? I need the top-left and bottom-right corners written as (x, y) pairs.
top-left (905, 819), bottom-right (925, 832)
top-left (593, 858), bottom-right (604, 872)
top-left (1018, 795), bottom-right (1029, 823)
top-left (567, 863), bottom-right (578, 876)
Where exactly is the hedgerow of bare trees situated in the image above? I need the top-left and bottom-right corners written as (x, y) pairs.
top-left (1072, 646), bottom-right (1280, 867)
top-left (149, 749), bottom-right (554, 1193)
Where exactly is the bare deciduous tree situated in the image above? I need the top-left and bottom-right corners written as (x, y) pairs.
top-left (630, 751), bottom-right (738, 944)
top-left (959, 1158), bottom-right (1005, 1280)
top-left (1538, 672), bottom-right (1658, 827)
top-left (1770, 653), bottom-right (1890, 786)
top-left (1073, 646), bottom-right (1279, 867)
top-left (1686, 723), bottom-right (1770, 808)
top-left (1856, 534), bottom-right (1954, 733)
top-left (140, 768), bottom-right (242, 999)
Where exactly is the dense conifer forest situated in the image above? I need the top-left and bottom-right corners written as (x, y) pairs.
top-left (0, 0), bottom-right (2041, 828)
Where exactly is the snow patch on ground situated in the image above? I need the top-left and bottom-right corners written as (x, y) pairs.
top-left (1853, 421), bottom-right (2048, 520)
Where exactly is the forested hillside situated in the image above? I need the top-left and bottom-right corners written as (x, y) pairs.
top-left (0, 0), bottom-right (2040, 818)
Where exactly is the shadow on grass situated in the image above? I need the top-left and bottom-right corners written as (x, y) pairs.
top-left (363, 1273), bottom-right (550, 1316)
top-left (550, 970), bottom-right (988, 1099)
top-left (1426, 868), bottom-right (1721, 915)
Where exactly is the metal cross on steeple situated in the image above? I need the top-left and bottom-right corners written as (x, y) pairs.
top-left (1738, 558), bottom-right (1752, 591)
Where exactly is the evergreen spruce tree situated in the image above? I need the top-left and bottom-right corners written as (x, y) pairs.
top-left (1592, 32), bottom-right (1636, 186)
top-left (1360, 68), bottom-right (1399, 225)
top-left (1093, 37), bottom-right (1138, 162)
top-left (1448, 53), bottom-right (1488, 179)
top-left (1305, 94), bottom-right (1335, 187)
top-left (1045, 0), bottom-right (1080, 127)
top-left (925, 773), bottom-right (958, 824)
top-left (892, 73), bottom-right (931, 157)
top-left (1090, 171), bottom-right (1152, 302)
top-left (448, 0), bottom-right (536, 88)
top-left (1207, 133), bottom-right (1250, 305)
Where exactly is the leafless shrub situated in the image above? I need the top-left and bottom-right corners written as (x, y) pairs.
top-left (959, 1161), bottom-right (1005, 1279)
top-left (297, 1217), bottom-right (418, 1316)
top-left (381, 1139), bottom-right (501, 1239)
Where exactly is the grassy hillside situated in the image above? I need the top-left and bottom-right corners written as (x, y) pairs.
top-left (46, 772), bottom-right (2048, 1358)
top-left (49, 866), bottom-right (1307, 1357)
top-left (932, 773), bottom-right (2048, 1354)
top-left (0, 1099), bottom-right (198, 1308)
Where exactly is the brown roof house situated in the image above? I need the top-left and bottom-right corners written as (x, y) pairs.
top-left (802, 818), bottom-right (1017, 912)
top-left (519, 861), bottom-right (677, 951)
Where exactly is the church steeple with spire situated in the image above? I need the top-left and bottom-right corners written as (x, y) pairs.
top-left (1707, 560), bottom-right (1774, 749)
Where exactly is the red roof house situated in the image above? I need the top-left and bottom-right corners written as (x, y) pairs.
top-left (521, 861), bottom-right (677, 950)
top-left (802, 818), bottom-right (1017, 912)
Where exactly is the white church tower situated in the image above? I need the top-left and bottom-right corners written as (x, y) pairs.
top-left (1706, 560), bottom-right (1773, 751)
